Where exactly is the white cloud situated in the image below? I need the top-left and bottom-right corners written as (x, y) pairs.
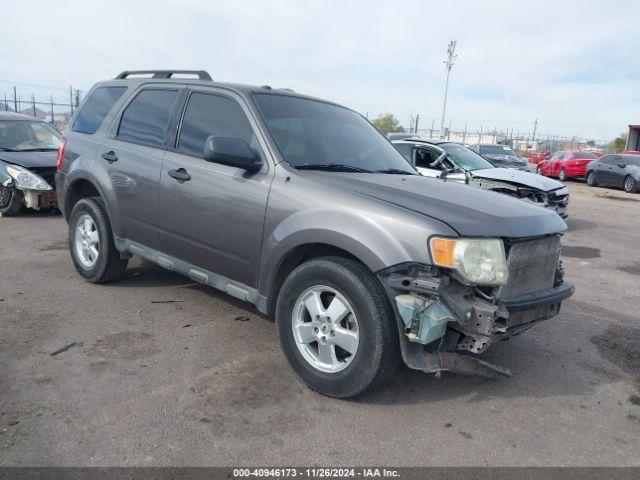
top-left (1, 0), bottom-right (638, 140)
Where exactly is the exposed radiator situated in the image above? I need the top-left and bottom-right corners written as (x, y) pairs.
top-left (499, 235), bottom-right (560, 301)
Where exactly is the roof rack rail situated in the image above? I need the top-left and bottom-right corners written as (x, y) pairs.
top-left (115, 70), bottom-right (212, 80)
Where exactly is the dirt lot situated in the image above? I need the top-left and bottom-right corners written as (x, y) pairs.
top-left (1, 181), bottom-right (639, 467)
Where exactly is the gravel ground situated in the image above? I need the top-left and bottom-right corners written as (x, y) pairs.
top-left (1, 180), bottom-right (639, 466)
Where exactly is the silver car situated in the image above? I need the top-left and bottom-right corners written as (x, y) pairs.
top-left (394, 138), bottom-right (570, 218)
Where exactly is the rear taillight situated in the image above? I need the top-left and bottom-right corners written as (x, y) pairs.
top-left (56, 138), bottom-right (67, 171)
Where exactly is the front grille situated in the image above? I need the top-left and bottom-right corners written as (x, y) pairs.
top-left (499, 235), bottom-right (560, 301)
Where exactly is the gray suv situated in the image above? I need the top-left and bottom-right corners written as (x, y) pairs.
top-left (56, 70), bottom-right (574, 398)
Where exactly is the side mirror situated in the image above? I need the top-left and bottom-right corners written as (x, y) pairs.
top-left (617, 162), bottom-right (626, 168)
top-left (203, 136), bottom-right (262, 172)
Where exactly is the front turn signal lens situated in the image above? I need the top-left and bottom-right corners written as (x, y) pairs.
top-left (429, 237), bottom-right (457, 267)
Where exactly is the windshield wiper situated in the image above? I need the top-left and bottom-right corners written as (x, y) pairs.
top-left (374, 168), bottom-right (415, 175)
top-left (295, 164), bottom-right (372, 173)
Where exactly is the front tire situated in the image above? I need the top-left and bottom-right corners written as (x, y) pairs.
top-left (558, 168), bottom-right (567, 182)
top-left (68, 197), bottom-right (128, 283)
top-left (586, 170), bottom-right (598, 187)
top-left (0, 186), bottom-right (23, 216)
top-left (624, 175), bottom-right (638, 193)
top-left (276, 256), bottom-right (399, 398)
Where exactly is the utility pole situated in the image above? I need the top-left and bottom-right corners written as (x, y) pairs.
top-left (462, 122), bottom-right (467, 143)
top-left (50, 95), bottom-right (55, 125)
top-left (414, 113), bottom-right (420, 134)
top-left (69, 86), bottom-right (74, 115)
top-left (532, 118), bottom-right (538, 141)
top-left (430, 119), bottom-right (435, 138)
top-left (13, 86), bottom-right (18, 112)
top-left (32, 94), bottom-right (36, 117)
top-left (439, 40), bottom-right (457, 139)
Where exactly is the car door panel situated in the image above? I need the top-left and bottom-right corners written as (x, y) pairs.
top-left (158, 89), bottom-right (273, 287)
top-left (100, 86), bottom-right (181, 249)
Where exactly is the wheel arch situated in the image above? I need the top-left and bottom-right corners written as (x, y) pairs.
top-left (63, 172), bottom-right (124, 240)
top-left (258, 227), bottom-right (405, 317)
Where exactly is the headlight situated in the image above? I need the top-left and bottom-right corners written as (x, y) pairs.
top-left (429, 237), bottom-right (508, 285)
top-left (5, 164), bottom-right (52, 191)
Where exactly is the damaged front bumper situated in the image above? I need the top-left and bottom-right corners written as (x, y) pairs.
top-left (1, 171), bottom-right (57, 210)
top-left (379, 262), bottom-right (574, 378)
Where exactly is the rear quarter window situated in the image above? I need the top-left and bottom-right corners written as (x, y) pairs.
top-left (72, 86), bottom-right (127, 134)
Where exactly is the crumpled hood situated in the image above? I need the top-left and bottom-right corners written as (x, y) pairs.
top-left (470, 168), bottom-right (566, 192)
top-left (300, 171), bottom-right (567, 238)
top-left (0, 150), bottom-right (58, 169)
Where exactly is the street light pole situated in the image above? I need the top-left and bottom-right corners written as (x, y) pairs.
top-left (440, 40), bottom-right (457, 139)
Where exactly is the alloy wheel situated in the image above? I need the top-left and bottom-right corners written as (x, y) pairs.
top-left (624, 176), bottom-right (636, 193)
top-left (74, 213), bottom-right (100, 268)
top-left (291, 285), bottom-right (359, 373)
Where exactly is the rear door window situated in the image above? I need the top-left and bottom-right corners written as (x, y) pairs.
top-left (72, 86), bottom-right (127, 134)
top-left (176, 92), bottom-right (258, 158)
top-left (117, 89), bottom-right (179, 147)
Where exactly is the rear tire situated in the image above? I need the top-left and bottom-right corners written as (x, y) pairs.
top-left (586, 170), bottom-right (598, 187)
top-left (558, 168), bottom-right (567, 182)
top-left (624, 175), bottom-right (637, 193)
top-left (0, 186), bottom-right (23, 216)
top-left (276, 256), bottom-right (399, 398)
top-left (68, 197), bottom-right (128, 283)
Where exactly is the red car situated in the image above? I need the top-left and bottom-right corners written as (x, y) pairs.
top-left (529, 151), bottom-right (550, 164)
top-left (536, 150), bottom-right (599, 181)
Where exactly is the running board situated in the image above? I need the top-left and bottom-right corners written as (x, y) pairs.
top-left (115, 237), bottom-right (258, 305)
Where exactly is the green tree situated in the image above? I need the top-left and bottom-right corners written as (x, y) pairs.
top-left (586, 139), bottom-right (596, 147)
top-left (372, 114), bottom-right (405, 136)
top-left (609, 133), bottom-right (627, 153)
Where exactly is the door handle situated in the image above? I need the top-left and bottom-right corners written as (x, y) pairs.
top-left (101, 151), bottom-right (118, 163)
top-left (168, 168), bottom-right (191, 182)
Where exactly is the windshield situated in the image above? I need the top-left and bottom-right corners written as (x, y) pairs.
top-left (253, 94), bottom-right (416, 174)
top-left (442, 144), bottom-right (494, 171)
top-left (0, 120), bottom-right (62, 151)
top-left (480, 145), bottom-right (518, 157)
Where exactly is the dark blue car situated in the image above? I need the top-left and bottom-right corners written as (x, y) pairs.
top-left (586, 154), bottom-right (640, 193)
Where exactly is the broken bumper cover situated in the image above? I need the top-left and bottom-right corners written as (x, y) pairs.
top-left (378, 263), bottom-right (574, 378)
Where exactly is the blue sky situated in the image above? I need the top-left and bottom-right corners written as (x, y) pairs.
top-left (1, 0), bottom-right (639, 141)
